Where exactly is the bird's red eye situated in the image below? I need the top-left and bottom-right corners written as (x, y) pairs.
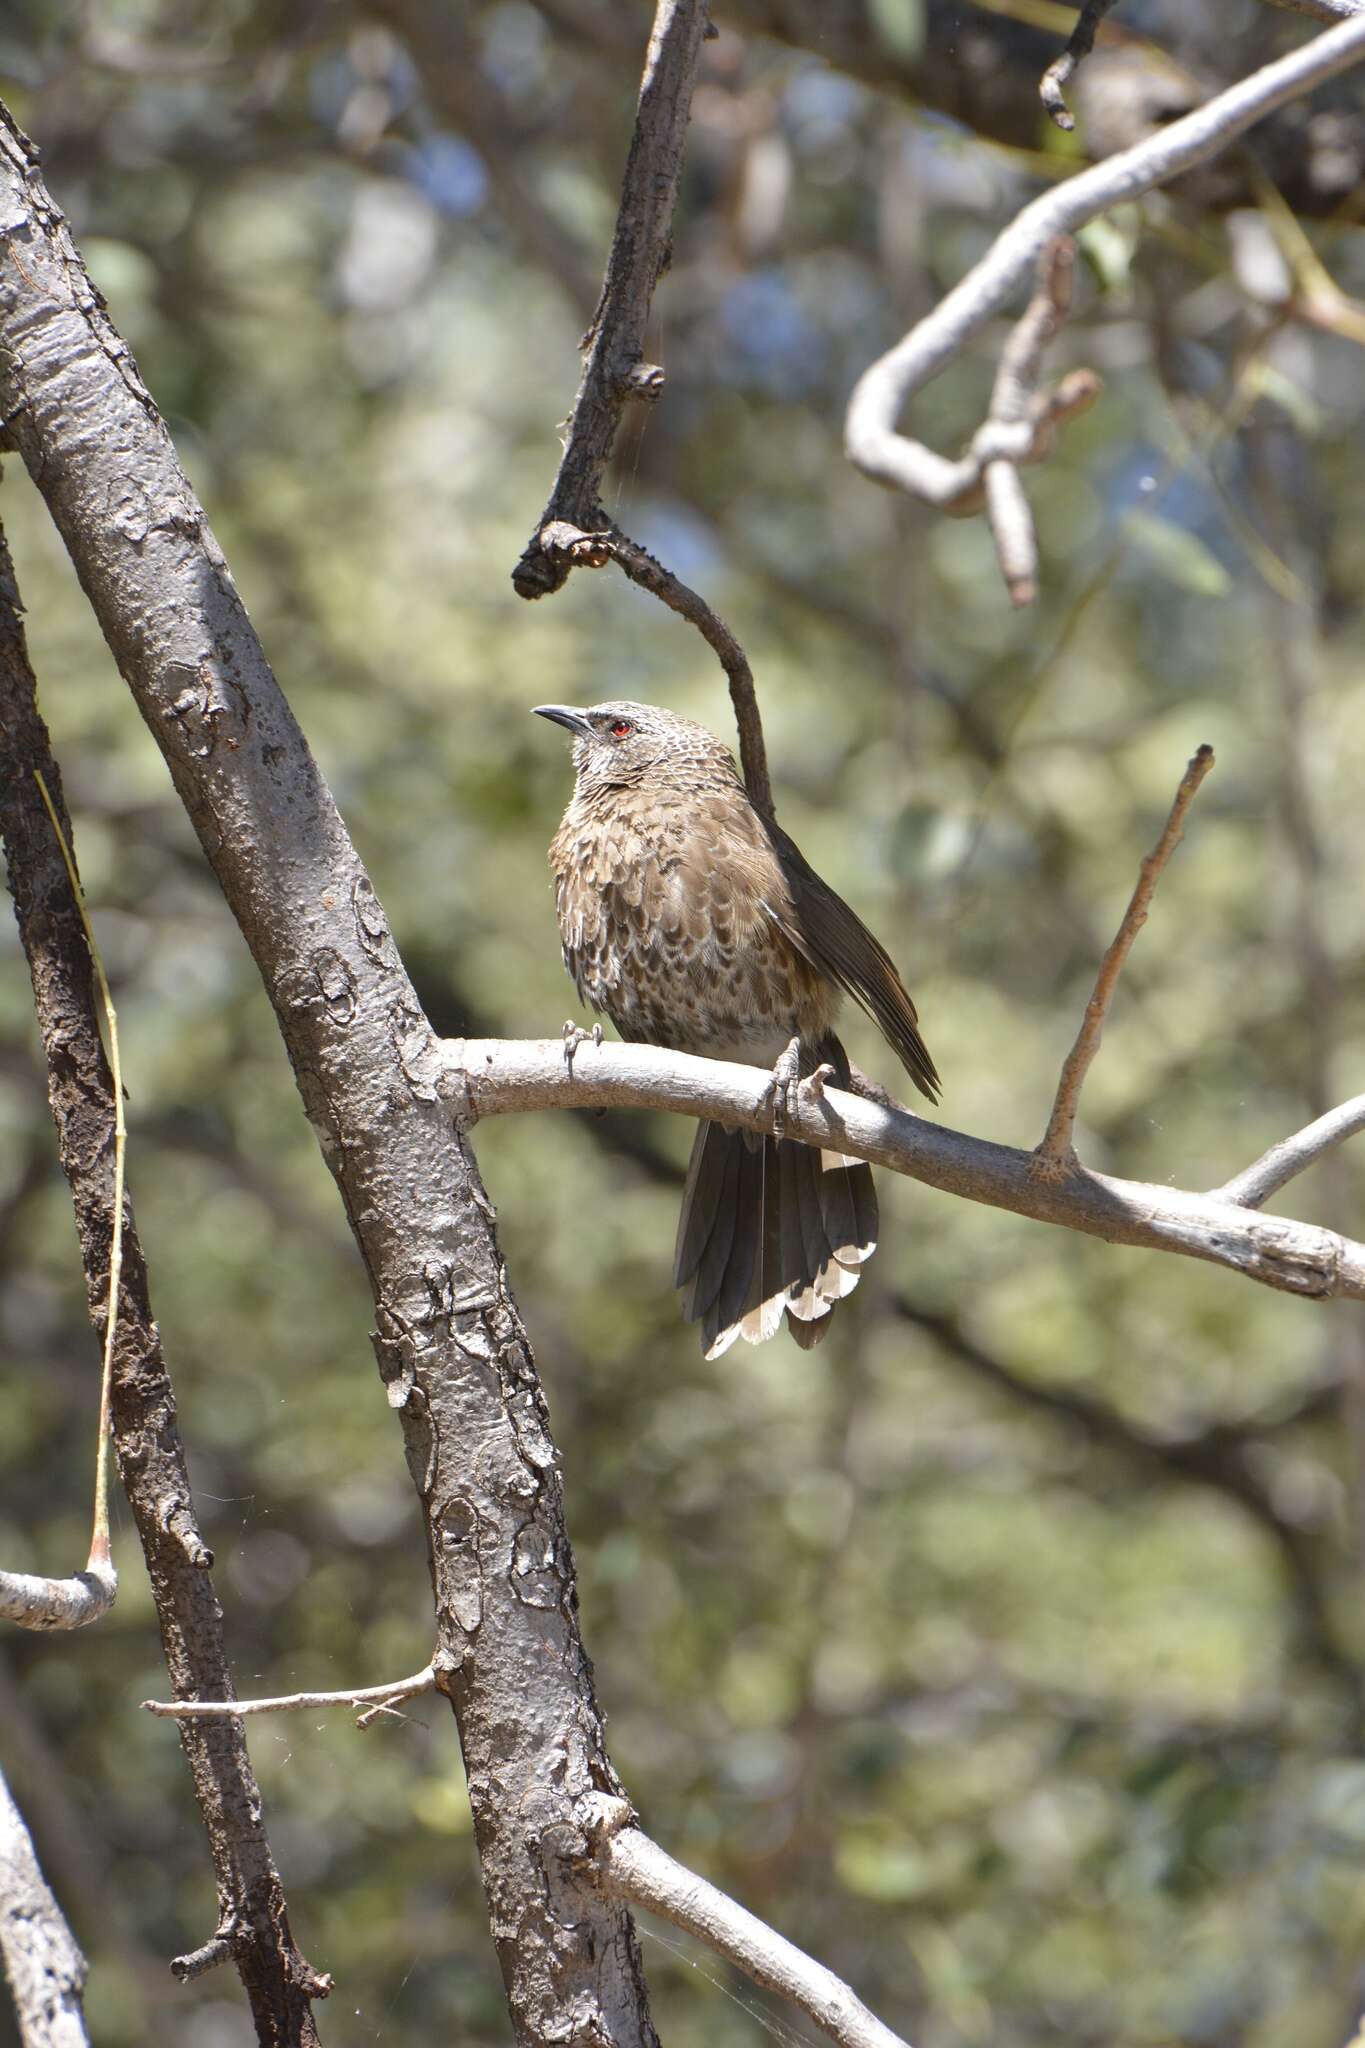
top-left (609, 719), bottom-right (634, 738)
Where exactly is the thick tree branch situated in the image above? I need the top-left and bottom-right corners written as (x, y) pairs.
top-left (1036, 743), bottom-right (1214, 1172)
top-left (445, 1036), bottom-right (1365, 1303)
top-left (845, 16), bottom-right (1365, 592)
top-left (580, 1803), bottom-right (912, 2048)
top-left (0, 1762), bottom-right (88, 2048)
top-left (0, 516), bottom-right (327, 2040)
top-left (1212, 1095), bottom-right (1365, 1210)
top-left (0, 99), bottom-right (657, 2048)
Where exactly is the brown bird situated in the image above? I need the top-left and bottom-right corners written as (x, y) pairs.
top-left (535, 701), bottom-right (939, 1358)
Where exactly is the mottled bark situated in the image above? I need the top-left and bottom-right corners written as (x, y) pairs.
top-left (0, 519), bottom-right (328, 2043)
top-left (0, 104), bottom-right (656, 2048)
top-left (0, 1764), bottom-right (88, 2048)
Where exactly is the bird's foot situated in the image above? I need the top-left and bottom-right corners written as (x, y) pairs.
top-left (803, 1061), bottom-right (837, 1103)
top-left (760, 1036), bottom-right (803, 1138)
top-left (562, 1020), bottom-right (603, 1073)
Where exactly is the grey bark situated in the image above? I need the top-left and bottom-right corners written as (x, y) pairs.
top-left (0, 104), bottom-right (657, 2048)
top-left (0, 1762), bottom-right (88, 2048)
top-left (0, 518), bottom-right (327, 2039)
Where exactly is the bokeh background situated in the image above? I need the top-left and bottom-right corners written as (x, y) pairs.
top-left (2, 3), bottom-right (1365, 2044)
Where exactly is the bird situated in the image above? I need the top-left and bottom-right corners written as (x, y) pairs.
top-left (534, 700), bottom-right (939, 1359)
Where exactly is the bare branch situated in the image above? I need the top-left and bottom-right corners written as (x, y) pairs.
top-left (1040, 0), bottom-right (1123, 131)
top-left (444, 1035), bottom-right (1365, 1304)
top-left (0, 1564), bottom-right (116, 1634)
top-left (974, 239), bottom-right (1101, 606)
top-left (0, 101), bottom-right (656, 2045)
top-left (1213, 1099), bottom-right (1365, 1214)
top-left (537, 519), bottom-right (772, 818)
top-left (845, 14), bottom-right (1365, 591)
top-left (512, 0), bottom-right (712, 599)
top-left (0, 504), bottom-right (329, 2034)
top-left (587, 1809), bottom-right (912, 2048)
top-left (0, 1761), bottom-right (89, 2048)
top-left (1035, 744), bottom-right (1215, 1173)
top-left (143, 1666), bottom-right (437, 1728)
top-left (510, 4), bottom-right (775, 813)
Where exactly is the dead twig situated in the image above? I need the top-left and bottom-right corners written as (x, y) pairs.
top-left (143, 1664), bottom-right (438, 1730)
top-left (1040, 0), bottom-right (1124, 131)
top-left (510, 3), bottom-right (774, 812)
top-left (1034, 744), bottom-right (1215, 1174)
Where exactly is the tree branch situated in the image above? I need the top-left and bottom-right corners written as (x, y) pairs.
top-left (0, 513), bottom-right (328, 2040)
top-left (0, 1761), bottom-right (89, 2048)
top-left (845, 15), bottom-right (1365, 594)
top-left (1212, 1096), bottom-right (1365, 1211)
top-left (0, 98), bottom-right (657, 2048)
top-left (510, 2), bottom-right (775, 813)
top-left (1040, 0), bottom-right (1123, 131)
top-left (582, 1805), bottom-right (912, 2048)
top-left (1035, 743), bottom-right (1214, 1172)
top-left (444, 1035), bottom-right (1365, 1304)
top-left (143, 1666), bottom-right (438, 1728)
top-left (0, 1566), bottom-right (115, 1633)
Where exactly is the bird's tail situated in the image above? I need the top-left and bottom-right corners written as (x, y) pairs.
top-left (672, 1040), bottom-right (877, 1360)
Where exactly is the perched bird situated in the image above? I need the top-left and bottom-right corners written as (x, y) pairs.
top-left (535, 701), bottom-right (939, 1358)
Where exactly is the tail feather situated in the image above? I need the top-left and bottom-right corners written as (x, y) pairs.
top-left (676, 1074), bottom-right (879, 1359)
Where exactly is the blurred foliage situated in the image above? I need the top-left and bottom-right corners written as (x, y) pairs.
top-left (2, 4), bottom-right (1365, 2046)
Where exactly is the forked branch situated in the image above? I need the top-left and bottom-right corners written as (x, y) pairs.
top-left (1213, 1095), bottom-right (1365, 1209)
top-left (1035, 743), bottom-right (1214, 1173)
top-left (846, 13), bottom-right (1365, 600)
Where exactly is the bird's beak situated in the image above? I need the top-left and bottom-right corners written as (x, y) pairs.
top-left (532, 704), bottom-right (595, 740)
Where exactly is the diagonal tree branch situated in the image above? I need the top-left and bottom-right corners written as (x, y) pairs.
top-left (1035, 743), bottom-right (1215, 1173)
top-left (845, 14), bottom-right (1365, 597)
top-left (0, 1761), bottom-right (88, 2048)
top-left (1212, 1096), bottom-right (1365, 1211)
top-left (510, 1), bottom-right (774, 813)
top-left (444, 1035), bottom-right (1365, 1304)
top-left (578, 1801), bottom-right (914, 2048)
top-left (0, 101), bottom-right (658, 2048)
top-left (0, 516), bottom-right (328, 2042)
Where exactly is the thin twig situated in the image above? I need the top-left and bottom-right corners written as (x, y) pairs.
top-left (1035, 744), bottom-right (1214, 1173)
top-left (1212, 1096), bottom-right (1365, 1210)
top-left (1040, 0), bottom-right (1123, 130)
top-left (587, 1810), bottom-right (912, 2048)
top-left (539, 519), bottom-right (773, 818)
top-left (33, 772), bottom-right (122, 1581)
top-left (972, 238), bottom-right (1101, 604)
top-left (846, 14), bottom-right (1365, 583)
top-left (442, 1034), bottom-right (1365, 1303)
top-left (143, 1665), bottom-right (437, 1728)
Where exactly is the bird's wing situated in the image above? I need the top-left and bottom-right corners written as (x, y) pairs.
top-left (762, 822), bottom-right (941, 1103)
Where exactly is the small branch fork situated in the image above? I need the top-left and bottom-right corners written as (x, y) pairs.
top-left (846, 12), bottom-right (1365, 603)
top-left (511, 1), bottom-right (776, 816)
top-left (1035, 743), bottom-right (1215, 1175)
top-left (1212, 1096), bottom-right (1365, 1210)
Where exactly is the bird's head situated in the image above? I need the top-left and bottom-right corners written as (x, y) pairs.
top-left (532, 700), bottom-right (732, 797)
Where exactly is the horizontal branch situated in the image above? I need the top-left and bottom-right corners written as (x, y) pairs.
top-left (1212, 1094), bottom-right (1365, 1209)
top-left (586, 1807), bottom-right (911, 2048)
top-left (142, 1666), bottom-right (437, 1728)
top-left (0, 1560), bottom-right (116, 1632)
top-left (444, 1037), bottom-right (1365, 1303)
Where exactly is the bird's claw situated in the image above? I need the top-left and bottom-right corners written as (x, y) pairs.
top-left (562, 1020), bottom-right (604, 1073)
top-left (761, 1036), bottom-right (803, 1138)
top-left (803, 1062), bottom-right (837, 1103)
